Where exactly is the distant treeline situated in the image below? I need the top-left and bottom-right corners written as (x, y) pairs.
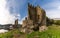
top-left (54, 20), bottom-right (60, 25)
top-left (46, 17), bottom-right (60, 26)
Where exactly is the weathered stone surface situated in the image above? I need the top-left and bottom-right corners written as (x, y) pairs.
top-left (21, 3), bottom-right (47, 33)
top-left (13, 19), bottom-right (18, 29)
top-left (39, 26), bottom-right (48, 32)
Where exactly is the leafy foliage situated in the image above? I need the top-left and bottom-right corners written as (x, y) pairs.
top-left (54, 20), bottom-right (60, 25)
top-left (46, 17), bottom-right (54, 26)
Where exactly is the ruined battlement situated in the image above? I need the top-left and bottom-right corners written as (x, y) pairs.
top-left (21, 3), bottom-right (47, 33)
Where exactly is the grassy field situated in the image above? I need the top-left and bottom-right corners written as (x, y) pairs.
top-left (0, 24), bottom-right (60, 38)
top-left (27, 24), bottom-right (60, 38)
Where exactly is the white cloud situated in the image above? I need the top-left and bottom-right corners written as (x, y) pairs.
top-left (19, 17), bottom-right (25, 24)
top-left (57, 6), bottom-right (60, 9)
top-left (46, 9), bottom-right (60, 18)
top-left (42, 0), bottom-right (60, 18)
top-left (19, 16), bottom-right (27, 24)
top-left (6, 0), bottom-right (27, 24)
top-left (0, 0), bottom-right (20, 25)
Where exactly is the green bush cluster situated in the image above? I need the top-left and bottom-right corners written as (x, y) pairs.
top-left (46, 17), bottom-right (60, 25)
top-left (46, 17), bottom-right (54, 26)
top-left (54, 20), bottom-right (60, 25)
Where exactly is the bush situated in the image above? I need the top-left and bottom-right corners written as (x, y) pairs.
top-left (54, 20), bottom-right (60, 25)
top-left (46, 17), bottom-right (54, 26)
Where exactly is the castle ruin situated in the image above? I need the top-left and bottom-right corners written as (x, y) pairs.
top-left (21, 3), bottom-right (47, 33)
top-left (13, 19), bottom-right (18, 29)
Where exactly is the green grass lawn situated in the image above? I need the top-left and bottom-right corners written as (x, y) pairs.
top-left (0, 24), bottom-right (60, 38)
top-left (27, 24), bottom-right (60, 38)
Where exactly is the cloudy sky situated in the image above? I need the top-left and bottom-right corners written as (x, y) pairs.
top-left (0, 0), bottom-right (60, 24)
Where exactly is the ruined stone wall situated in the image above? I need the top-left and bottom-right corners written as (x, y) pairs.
top-left (36, 6), bottom-right (46, 26)
top-left (13, 19), bottom-right (18, 28)
top-left (28, 4), bottom-right (37, 24)
top-left (21, 17), bottom-right (34, 33)
top-left (21, 3), bottom-right (47, 33)
top-left (36, 6), bottom-right (42, 24)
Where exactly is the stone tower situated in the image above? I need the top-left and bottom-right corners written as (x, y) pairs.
top-left (13, 19), bottom-right (18, 28)
top-left (21, 3), bottom-right (47, 33)
top-left (15, 19), bottom-right (18, 26)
